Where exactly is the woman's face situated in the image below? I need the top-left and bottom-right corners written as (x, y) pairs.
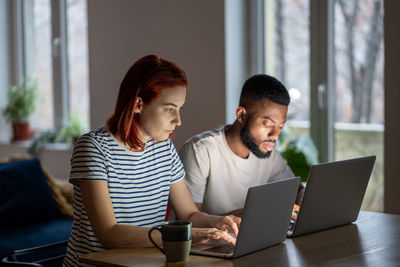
top-left (138, 85), bottom-right (186, 142)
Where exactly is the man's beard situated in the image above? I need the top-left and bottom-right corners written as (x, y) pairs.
top-left (240, 120), bottom-right (273, 159)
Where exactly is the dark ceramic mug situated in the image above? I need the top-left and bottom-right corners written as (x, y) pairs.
top-left (148, 221), bottom-right (192, 262)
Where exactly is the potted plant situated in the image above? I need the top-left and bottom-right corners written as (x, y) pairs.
top-left (278, 126), bottom-right (319, 183)
top-left (55, 115), bottom-right (85, 145)
top-left (28, 129), bottom-right (58, 156)
top-left (28, 116), bottom-right (85, 156)
top-left (2, 78), bottom-right (38, 141)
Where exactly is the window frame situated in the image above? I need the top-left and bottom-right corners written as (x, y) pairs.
top-left (10, 0), bottom-right (71, 131)
top-left (50, 0), bottom-right (70, 130)
top-left (309, 0), bottom-right (335, 162)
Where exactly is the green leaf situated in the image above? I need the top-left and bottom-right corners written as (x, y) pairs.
top-left (2, 78), bottom-right (39, 123)
top-left (55, 115), bottom-right (85, 145)
top-left (281, 135), bottom-right (319, 183)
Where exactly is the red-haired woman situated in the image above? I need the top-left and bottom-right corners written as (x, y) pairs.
top-left (63, 55), bottom-right (240, 266)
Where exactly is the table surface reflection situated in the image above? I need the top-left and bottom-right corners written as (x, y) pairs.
top-left (80, 211), bottom-right (400, 266)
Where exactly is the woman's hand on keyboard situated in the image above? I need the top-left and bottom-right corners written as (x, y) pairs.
top-left (192, 228), bottom-right (237, 245)
top-left (209, 215), bottom-right (241, 237)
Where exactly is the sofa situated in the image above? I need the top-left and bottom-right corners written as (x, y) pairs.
top-left (0, 157), bottom-right (73, 260)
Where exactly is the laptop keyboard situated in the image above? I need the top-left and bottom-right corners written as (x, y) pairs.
top-left (203, 243), bottom-right (235, 254)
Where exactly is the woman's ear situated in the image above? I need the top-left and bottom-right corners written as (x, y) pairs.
top-left (134, 97), bottom-right (144, 114)
top-left (236, 106), bottom-right (247, 124)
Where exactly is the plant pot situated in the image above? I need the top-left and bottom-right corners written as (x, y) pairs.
top-left (12, 122), bottom-right (31, 141)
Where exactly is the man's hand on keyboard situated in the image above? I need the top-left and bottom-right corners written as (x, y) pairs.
top-left (291, 204), bottom-right (300, 221)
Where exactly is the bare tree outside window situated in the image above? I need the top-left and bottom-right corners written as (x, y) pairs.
top-left (25, 0), bottom-right (54, 129)
top-left (334, 0), bottom-right (384, 212)
top-left (335, 0), bottom-right (384, 124)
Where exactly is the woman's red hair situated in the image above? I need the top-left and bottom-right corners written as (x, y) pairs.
top-left (107, 55), bottom-right (188, 150)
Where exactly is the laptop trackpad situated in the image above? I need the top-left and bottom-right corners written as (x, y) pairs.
top-left (191, 238), bottom-right (228, 250)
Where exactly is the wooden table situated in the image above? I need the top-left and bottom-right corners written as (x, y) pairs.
top-left (80, 211), bottom-right (400, 266)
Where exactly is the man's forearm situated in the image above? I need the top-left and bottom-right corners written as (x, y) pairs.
top-left (221, 208), bottom-right (244, 218)
top-left (195, 202), bottom-right (243, 218)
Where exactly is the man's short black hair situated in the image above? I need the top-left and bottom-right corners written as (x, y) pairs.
top-left (239, 74), bottom-right (290, 107)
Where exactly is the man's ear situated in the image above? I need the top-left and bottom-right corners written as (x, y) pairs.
top-left (134, 97), bottom-right (144, 114)
top-left (236, 106), bottom-right (247, 124)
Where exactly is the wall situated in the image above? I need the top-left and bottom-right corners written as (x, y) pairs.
top-left (87, 0), bottom-right (227, 149)
top-left (384, 1), bottom-right (400, 214)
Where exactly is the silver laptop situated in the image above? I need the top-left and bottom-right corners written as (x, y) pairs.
top-left (288, 155), bottom-right (376, 237)
top-left (190, 177), bottom-right (300, 258)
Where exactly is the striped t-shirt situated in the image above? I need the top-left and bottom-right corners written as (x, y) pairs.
top-left (63, 127), bottom-right (185, 266)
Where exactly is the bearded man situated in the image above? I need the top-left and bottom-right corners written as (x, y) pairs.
top-left (179, 74), bottom-right (304, 217)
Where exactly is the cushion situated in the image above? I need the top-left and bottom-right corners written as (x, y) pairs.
top-left (0, 158), bottom-right (60, 227)
top-left (0, 218), bottom-right (72, 259)
top-left (42, 167), bottom-right (74, 218)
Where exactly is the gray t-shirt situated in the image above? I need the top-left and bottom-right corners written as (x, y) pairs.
top-left (179, 126), bottom-right (294, 215)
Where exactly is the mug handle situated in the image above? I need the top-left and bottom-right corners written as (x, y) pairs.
top-left (148, 226), bottom-right (165, 255)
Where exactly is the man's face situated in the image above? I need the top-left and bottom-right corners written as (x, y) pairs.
top-left (240, 99), bottom-right (288, 158)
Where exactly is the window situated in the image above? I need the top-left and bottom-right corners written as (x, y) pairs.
top-left (264, 0), bottom-right (310, 137)
top-left (263, 0), bottom-right (384, 211)
top-left (23, 0), bottom-right (54, 129)
top-left (20, 0), bottom-right (89, 131)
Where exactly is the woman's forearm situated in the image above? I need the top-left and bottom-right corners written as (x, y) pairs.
top-left (188, 211), bottom-right (220, 228)
top-left (98, 224), bottom-right (161, 249)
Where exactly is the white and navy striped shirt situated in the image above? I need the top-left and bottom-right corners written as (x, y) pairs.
top-left (63, 127), bottom-right (185, 266)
